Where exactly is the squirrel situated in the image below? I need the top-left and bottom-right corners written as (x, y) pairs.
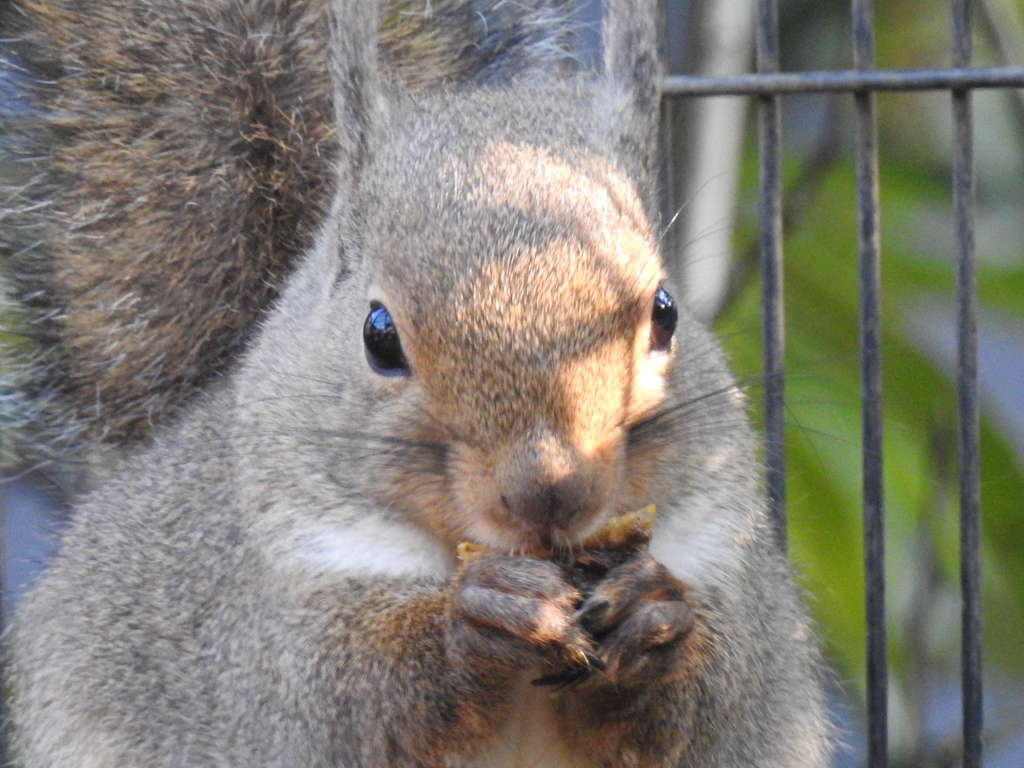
top-left (2, 0), bottom-right (834, 766)
top-left (0, 0), bottom-right (572, 467)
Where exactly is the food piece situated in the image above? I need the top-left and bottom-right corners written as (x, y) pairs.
top-left (455, 540), bottom-right (490, 562)
top-left (580, 504), bottom-right (656, 551)
top-left (455, 505), bottom-right (657, 562)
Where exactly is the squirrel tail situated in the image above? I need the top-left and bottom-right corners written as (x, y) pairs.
top-left (0, 0), bottom-right (576, 474)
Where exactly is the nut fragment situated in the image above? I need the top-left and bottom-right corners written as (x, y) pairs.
top-left (580, 504), bottom-right (656, 551)
top-left (455, 505), bottom-right (657, 562)
top-left (455, 541), bottom-right (489, 562)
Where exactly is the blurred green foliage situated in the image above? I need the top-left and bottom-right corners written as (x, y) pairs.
top-left (710, 0), bottom-right (1024, 755)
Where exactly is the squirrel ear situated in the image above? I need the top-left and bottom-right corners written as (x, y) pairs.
top-left (599, 0), bottom-right (661, 214)
top-left (328, 0), bottom-right (382, 188)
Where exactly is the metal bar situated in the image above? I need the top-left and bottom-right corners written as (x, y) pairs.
top-left (853, 1), bottom-right (887, 766)
top-left (951, 2), bottom-right (983, 767)
top-left (661, 65), bottom-right (1024, 96)
top-left (757, 0), bottom-right (786, 552)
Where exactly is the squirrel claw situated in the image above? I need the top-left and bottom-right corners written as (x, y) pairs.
top-left (571, 595), bottom-right (612, 630)
top-left (584, 650), bottom-right (608, 671)
top-left (531, 666), bottom-right (591, 689)
top-left (531, 647), bottom-right (606, 689)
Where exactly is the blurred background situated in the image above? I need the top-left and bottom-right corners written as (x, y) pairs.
top-left (2, 1), bottom-right (1023, 766)
top-left (661, 0), bottom-right (1024, 766)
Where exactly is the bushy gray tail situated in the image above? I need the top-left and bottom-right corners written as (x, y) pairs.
top-left (0, 0), bottom-right (578, 474)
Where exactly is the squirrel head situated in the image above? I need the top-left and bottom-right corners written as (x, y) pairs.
top-left (242, 83), bottom-right (698, 556)
top-left (236, 0), bottom-right (749, 558)
top-left (358, 97), bottom-right (674, 551)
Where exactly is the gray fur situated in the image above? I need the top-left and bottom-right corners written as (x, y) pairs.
top-left (9, 0), bottom-right (834, 766)
top-left (0, 0), bottom-right (576, 472)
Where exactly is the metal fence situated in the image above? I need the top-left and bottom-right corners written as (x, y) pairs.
top-left (660, 0), bottom-right (1024, 765)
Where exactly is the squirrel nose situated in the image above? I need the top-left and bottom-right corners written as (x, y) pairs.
top-left (499, 472), bottom-right (597, 529)
top-left (493, 430), bottom-right (607, 532)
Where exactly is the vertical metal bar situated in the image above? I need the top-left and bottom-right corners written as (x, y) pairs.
top-left (757, 0), bottom-right (786, 552)
top-left (852, 1), bottom-right (887, 766)
top-left (951, 1), bottom-right (983, 767)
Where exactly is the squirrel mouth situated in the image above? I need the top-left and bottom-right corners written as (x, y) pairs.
top-left (458, 505), bottom-right (656, 560)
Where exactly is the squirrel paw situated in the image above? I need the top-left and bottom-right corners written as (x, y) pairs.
top-left (448, 553), bottom-right (601, 679)
top-left (569, 551), bottom-right (694, 688)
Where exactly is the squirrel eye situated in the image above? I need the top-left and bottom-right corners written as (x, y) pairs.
top-left (649, 285), bottom-right (678, 354)
top-left (363, 303), bottom-right (410, 376)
